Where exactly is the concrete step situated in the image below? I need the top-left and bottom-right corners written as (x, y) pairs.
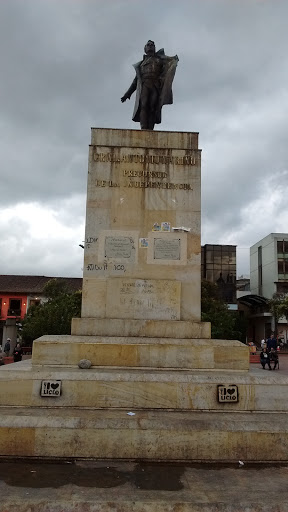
top-left (32, 335), bottom-right (249, 371)
top-left (1, 361), bottom-right (288, 411)
top-left (0, 407), bottom-right (287, 461)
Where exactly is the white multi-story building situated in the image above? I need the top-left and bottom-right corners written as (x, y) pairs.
top-left (250, 233), bottom-right (288, 299)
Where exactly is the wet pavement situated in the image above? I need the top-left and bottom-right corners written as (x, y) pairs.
top-left (1, 459), bottom-right (288, 511)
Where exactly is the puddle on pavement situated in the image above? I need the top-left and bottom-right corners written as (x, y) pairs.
top-left (0, 460), bottom-right (286, 491)
top-left (0, 461), bottom-right (185, 490)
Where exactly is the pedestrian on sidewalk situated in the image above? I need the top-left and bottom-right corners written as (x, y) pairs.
top-left (4, 338), bottom-right (11, 356)
top-left (13, 342), bottom-right (23, 363)
top-left (269, 348), bottom-right (279, 370)
top-left (267, 333), bottom-right (277, 353)
top-left (260, 347), bottom-right (271, 370)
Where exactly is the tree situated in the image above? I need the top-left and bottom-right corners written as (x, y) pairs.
top-left (22, 279), bottom-right (82, 344)
top-left (268, 293), bottom-right (288, 334)
top-left (201, 280), bottom-right (243, 340)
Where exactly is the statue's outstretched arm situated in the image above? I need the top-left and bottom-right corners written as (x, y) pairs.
top-left (121, 76), bottom-right (137, 102)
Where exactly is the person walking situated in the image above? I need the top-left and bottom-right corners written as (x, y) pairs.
top-left (267, 334), bottom-right (277, 353)
top-left (13, 342), bottom-right (23, 363)
top-left (269, 348), bottom-right (279, 370)
top-left (260, 347), bottom-right (271, 370)
top-left (4, 338), bottom-right (11, 356)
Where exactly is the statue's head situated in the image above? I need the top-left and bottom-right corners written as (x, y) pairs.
top-left (144, 40), bottom-right (156, 56)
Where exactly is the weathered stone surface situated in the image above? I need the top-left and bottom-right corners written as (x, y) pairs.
top-left (78, 359), bottom-right (92, 369)
top-left (31, 336), bottom-right (248, 370)
top-left (71, 318), bottom-right (211, 339)
top-left (82, 128), bottom-right (202, 322)
top-left (105, 278), bottom-right (181, 320)
top-left (0, 406), bottom-right (288, 461)
top-left (2, 361), bottom-right (288, 412)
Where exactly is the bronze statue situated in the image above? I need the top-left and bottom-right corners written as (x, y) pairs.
top-left (121, 40), bottom-right (178, 130)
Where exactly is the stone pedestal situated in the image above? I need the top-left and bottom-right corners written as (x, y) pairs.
top-left (81, 128), bottom-right (201, 323)
top-left (1, 128), bottom-right (286, 462)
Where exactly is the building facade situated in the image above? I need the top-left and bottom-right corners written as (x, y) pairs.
top-left (250, 233), bottom-right (288, 298)
top-left (201, 244), bottom-right (237, 306)
top-left (249, 233), bottom-right (288, 343)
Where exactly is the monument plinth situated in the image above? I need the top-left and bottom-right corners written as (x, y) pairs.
top-left (80, 128), bottom-right (201, 324)
top-left (35, 128), bottom-right (246, 371)
top-left (1, 129), bottom-right (287, 462)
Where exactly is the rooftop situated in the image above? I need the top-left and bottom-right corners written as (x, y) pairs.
top-left (0, 275), bottom-right (82, 294)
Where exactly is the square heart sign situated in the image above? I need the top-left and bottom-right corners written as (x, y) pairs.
top-left (217, 384), bottom-right (238, 403)
top-left (41, 380), bottom-right (62, 397)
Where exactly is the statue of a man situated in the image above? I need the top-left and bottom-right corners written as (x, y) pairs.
top-left (121, 40), bottom-right (178, 130)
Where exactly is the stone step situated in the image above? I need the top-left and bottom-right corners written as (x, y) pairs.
top-left (32, 335), bottom-right (249, 371)
top-left (1, 361), bottom-right (287, 411)
top-left (0, 406), bottom-right (287, 461)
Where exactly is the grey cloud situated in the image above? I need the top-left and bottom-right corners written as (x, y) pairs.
top-left (1, 0), bottom-right (288, 275)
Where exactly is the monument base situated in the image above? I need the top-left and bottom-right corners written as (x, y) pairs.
top-left (72, 318), bottom-right (211, 339)
top-left (31, 334), bottom-right (249, 371)
top-left (0, 351), bottom-right (288, 461)
top-left (1, 127), bottom-right (285, 462)
top-left (0, 403), bottom-right (288, 461)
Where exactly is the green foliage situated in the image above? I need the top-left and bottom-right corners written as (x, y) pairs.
top-left (22, 279), bottom-right (82, 344)
top-left (268, 294), bottom-right (288, 332)
top-left (43, 278), bottom-right (70, 299)
top-left (201, 280), bottom-right (242, 340)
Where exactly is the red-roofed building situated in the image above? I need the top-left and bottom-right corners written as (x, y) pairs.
top-left (0, 275), bottom-right (82, 352)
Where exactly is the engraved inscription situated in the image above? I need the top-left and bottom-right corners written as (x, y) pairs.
top-left (93, 151), bottom-right (197, 166)
top-left (86, 262), bottom-right (126, 273)
top-left (154, 238), bottom-right (181, 260)
top-left (105, 236), bottom-right (135, 260)
top-left (94, 179), bottom-right (192, 190)
top-left (106, 278), bottom-right (181, 320)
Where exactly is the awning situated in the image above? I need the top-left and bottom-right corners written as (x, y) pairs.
top-left (237, 294), bottom-right (268, 308)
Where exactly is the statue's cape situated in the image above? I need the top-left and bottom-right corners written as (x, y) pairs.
top-left (131, 49), bottom-right (179, 123)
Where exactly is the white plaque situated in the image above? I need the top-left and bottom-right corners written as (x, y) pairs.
top-left (154, 238), bottom-right (181, 260)
top-left (105, 236), bottom-right (135, 260)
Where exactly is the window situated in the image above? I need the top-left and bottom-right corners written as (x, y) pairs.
top-left (29, 299), bottom-right (40, 308)
top-left (258, 246), bottom-right (263, 295)
top-left (8, 299), bottom-right (21, 316)
top-left (277, 241), bottom-right (284, 255)
top-left (277, 239), bottom-right (288, 257)
top-left (277, 260), bottom-right (288, 280)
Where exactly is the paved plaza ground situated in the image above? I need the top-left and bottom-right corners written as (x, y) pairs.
top-left (1, 459), bottom-right (288, 511)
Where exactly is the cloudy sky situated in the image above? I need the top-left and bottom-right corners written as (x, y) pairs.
top-left (1, 0), bottom-right (288, 278)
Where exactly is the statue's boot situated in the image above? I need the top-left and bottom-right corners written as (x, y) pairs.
top-left (140, 109), bottom-right (149, 130)
top-left (147, 111), bottom-right (156, 130)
